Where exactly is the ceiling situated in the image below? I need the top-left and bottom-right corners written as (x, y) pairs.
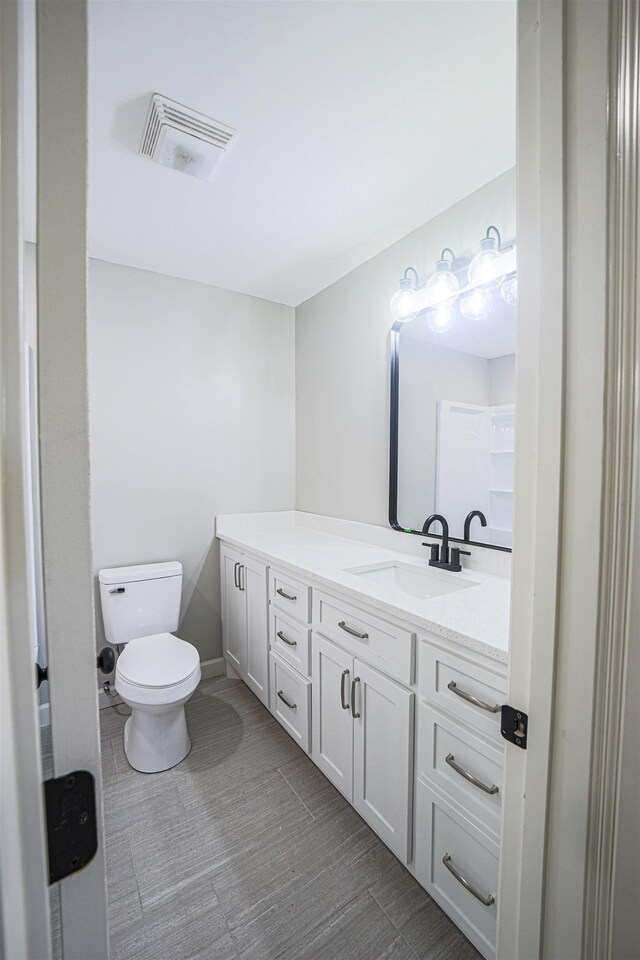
top-left (22, 0), bottom-right (516, 307)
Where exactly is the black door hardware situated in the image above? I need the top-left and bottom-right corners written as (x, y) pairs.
top-left (501, 705), bottom-right (528, 749)
top-left (36, 662), bottom-right (48, 688)
top-left (44, 770), bottom-right (98, 883)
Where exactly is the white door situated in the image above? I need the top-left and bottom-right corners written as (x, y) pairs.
top-left (311, 634), bottom-right (353, 799)
top-left (221, 547), bottom-right (247, 675)
top-left (1, 2), bottom-right (108, 958)
top-left (352, 660), bottom-right (414, 863)
top-left (244, 555), bottom-right (269, 706)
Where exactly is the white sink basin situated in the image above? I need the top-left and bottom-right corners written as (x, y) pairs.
top-left (344, 561), bottom-right (478, 600)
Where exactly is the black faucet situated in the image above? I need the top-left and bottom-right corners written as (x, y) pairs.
top-left (464, 510), bottom-right (487, 542)
top-left (422, 514), bottom-right (470, 573)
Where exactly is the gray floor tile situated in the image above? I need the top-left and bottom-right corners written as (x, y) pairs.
top-left (100, 675), bottom-right (476, 960)
top-left (193, 766), bottom-right (314, 871)
top-left (275, 892), bottom-right (416, 960)
top-left (129, 818), bottom-right (220, 911)
top-left (101, 738), bottom-right (119, 784)
top-left (106, 836), bottom-right (144, 935)
top-left (370, 863), bottom-right (481, 960)
top-left (216, 814), bottom-right (396, 960)
top-left (103, 768), bottom-right (185, 844)
top-left (277, 753), bottom-right (351, 820)
top-left (109, 878), bottom-right (234, 960)
top-left (99, 703), bottom-right (131, 742)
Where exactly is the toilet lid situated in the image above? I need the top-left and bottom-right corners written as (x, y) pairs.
top-left (117, 633), bottom-right (199, 688)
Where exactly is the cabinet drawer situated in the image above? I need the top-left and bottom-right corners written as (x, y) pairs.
top-left (269, 652), bottom-right (311, 753)
top-left (417, 704), bottom-right (503, 843)
top-left (269, 568), bottom-right (312, 624)
top-left (419, 641), bottom-right (507, 742)
top-left (313, 591), bottom-right (415, 686)
top-left (270, 608), bottom-right (311, 677)
top-left (415, 778), bottom-right (498, 960)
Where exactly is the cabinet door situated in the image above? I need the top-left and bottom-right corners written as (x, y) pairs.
top-left (353, 659), bottom-right (414, 862)
top-left (243, 555), bottom-right (269, 707)
top-left (221, 547), bottom-right (246, 676)
top-left (311, 634), bottom-right (353, 800)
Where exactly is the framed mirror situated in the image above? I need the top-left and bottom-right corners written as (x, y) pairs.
top-left (389, 239), bottom-right (516, 551)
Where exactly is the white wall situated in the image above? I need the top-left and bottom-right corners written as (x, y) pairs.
top-left (24, 244), bottom-right (296, 666)
top-left (295, 168), bottom-right (515, 527)
top-left (88, 259), bottom-right (295, 663)
top-left (489, 353), bottom-right (516, 406)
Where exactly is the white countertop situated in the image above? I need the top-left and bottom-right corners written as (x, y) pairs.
top-left (216, 512), bottom-right (510, 664)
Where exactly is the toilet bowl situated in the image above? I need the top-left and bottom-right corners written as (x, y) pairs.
top-left (98, 561), bottom-right (201, 774)
top-left (115, 633), bottom-right (201, 773)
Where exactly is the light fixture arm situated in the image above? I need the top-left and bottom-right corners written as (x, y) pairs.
top-left (485, 225), bottom-right (502, 249)
top-left (403, 266), bottom-right (420, 287)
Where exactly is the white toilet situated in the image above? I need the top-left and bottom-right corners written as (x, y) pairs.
top-left (98, 561), bottom-right (201, 773)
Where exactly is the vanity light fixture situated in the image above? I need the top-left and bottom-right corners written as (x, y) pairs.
top-left (500, 274), bottom-right (518, 305)
top-left (390, 226), bottom-right (516, 327)
top-left (460, 287), bottom-right (493, 321)
top-left (390, 267), bottom-right (419, 322)
top-left (425, 248), bottom-right (459, 307)
top-left (468, 225), bottom-right (506, 290)
top-left (427, 304), bottom-right (456, 333)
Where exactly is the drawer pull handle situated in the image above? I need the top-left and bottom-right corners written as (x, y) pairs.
top-left (233, 562), bottom-right (240, 589)
top-left (276, 630), bottom-right (297, 647)
top-left (277, 690), bottom-right (297, 711)
top-left (276, 587), bottom-right (297, 601)
top-left (445, 753), bottom-right (499, 795)
top-left (447, 681), bottom-right (500, 713)
top-left (338, 620), bottom-right (369, 640)
top-left (239, 564), bottom-right (245, 592)
top-left (442, 853), bottom-right (495, 906)
top-left (351, 677), bottom-right (361, 718)
top-left (340, 669), bottom-right (350, 710)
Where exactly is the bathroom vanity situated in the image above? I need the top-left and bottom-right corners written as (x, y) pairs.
top-left (217, 510), bottom-right (510, 960)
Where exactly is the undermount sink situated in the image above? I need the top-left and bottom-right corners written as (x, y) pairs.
top-left (344, 561), bottom-right (479, 600)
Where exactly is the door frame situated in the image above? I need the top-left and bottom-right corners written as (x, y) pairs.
top-left (584, 0), bottom-right (640, 956)
top-left (36, 2), bottom-right (109, 957)
top-left (497, 1), bottom-right (566, 955)
top-left (0, 2), bottom-right (52, 957)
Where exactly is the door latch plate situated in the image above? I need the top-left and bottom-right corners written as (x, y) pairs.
top-left (501, 704), bottom-right (528, 749)
top-left (44, 770), bottom-right (98, 884)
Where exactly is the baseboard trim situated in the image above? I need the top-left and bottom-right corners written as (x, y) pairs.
top-left (98, 656), bottom-right (224, 709)
top-left (200, 657), bottom-right (225, 680)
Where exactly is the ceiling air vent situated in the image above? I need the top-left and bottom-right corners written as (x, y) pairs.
top-left (139, 94), bottom-right (238, 182)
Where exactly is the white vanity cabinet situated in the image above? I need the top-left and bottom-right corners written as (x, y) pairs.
top-left (218, 529), bottom-right (509, 960)
top-left (312, 633), bottom-right (414, 863)
top-left (220, 545), bottom-right (269, 707)
top-left (414, 636), bottom-right (507, 959)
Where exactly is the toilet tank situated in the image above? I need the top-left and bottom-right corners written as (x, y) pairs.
top-left (98, 561), bottom-right (182, 645)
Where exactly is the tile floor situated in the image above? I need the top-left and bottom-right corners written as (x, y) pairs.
top-left (57, 676), bottom-right (481, 959)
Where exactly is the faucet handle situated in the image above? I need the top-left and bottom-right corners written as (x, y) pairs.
top-left (450, 547), bottom-right (471, 569)
top-left (423, 542), bottom-right (440, 563)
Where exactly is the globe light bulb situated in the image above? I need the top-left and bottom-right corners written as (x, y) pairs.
top-left (468, 236), bottom-right (505, 290)
top-left (390, 277), bottom-right (417, 322)
top-left (460, 288), bottom-right (492, 321)
top-left (501, 275), bottom-right (518, 305)
top-left (425, 257), bottom-right (459, 307)
top-left (427, 304), bottom-right (455, 333)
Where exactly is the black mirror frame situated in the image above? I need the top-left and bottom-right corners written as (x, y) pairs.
top-left (388, 319), bottom-right (512, 553)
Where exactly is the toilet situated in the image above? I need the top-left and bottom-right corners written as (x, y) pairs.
top-left (98, 561), bottom-right (201, 773)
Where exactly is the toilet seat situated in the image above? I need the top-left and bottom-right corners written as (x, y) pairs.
top-left (115, 633), bottom-right (201, 708)
top-left (117, 632), bottom-right (199, 687)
